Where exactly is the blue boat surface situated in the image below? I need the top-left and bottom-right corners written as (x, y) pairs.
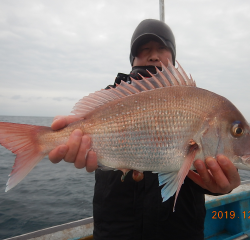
top-left (5, 181), bottom-right (250, 240)
top-left (205, 180), bottom-right (250, 240)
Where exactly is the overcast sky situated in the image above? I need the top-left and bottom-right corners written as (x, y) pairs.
top-left (0, 0), bottom-right (250, 120)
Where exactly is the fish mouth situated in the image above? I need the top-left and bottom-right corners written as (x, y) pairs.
top-left (240, 155), bottom-right (250, 164)
top-left (235, 155), bottom-right (250, 170)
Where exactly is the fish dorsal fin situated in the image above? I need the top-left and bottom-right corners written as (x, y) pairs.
top-left (72, 60), bottom-right (195, 117)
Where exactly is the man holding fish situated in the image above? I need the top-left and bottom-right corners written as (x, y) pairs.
top-left (48, 19), bottom-right (241, 239)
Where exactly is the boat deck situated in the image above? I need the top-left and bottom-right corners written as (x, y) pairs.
top-left (205, 180), bottom-right (250, 240)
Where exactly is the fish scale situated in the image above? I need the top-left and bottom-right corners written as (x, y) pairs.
top-left (82, 87), bottom-right (210, 172)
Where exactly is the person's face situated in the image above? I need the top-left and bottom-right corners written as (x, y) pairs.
top-left (133, 40), bottom-right (173, 67)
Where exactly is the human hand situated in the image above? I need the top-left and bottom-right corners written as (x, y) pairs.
top-left (187, 155), bottom-right (240, 194)
top-left (48, 115), bottom-right (98, 172)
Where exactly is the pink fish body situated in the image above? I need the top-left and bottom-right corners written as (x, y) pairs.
top-left (1, 60), bottom-right (250, 210)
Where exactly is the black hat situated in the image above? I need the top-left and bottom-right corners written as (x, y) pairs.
top-left (130, 19), bottom-right (176, 66)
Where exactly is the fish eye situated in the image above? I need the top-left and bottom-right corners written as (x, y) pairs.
top-left (231, 121), bottom-right (244, 137)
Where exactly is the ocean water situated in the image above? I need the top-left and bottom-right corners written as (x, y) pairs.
top-left (0, 116), bottom-right (95, 239)
top-left (0, 116), bottom-right (250, 239)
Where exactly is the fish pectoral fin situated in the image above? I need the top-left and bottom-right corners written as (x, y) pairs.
top-left (159, 142), bottom-right (198, 212)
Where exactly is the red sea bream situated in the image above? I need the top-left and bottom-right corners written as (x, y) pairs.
top-left (1, 60), bottom-right (250, 210)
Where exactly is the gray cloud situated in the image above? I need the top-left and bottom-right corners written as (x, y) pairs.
top-left (52, 97), bottom-right (78, 102)
top-left (0, 0), bottom-right (249, 119)
top-left (11, 95), bottom-right (21, 100)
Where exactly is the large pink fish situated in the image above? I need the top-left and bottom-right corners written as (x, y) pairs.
top-left (0, 60), bottom-right (249, 210)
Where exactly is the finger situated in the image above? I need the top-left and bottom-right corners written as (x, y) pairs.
top-left (217, 155), bottom-right (240, 189)
top-left (187, 170), bottom-right (206, 189)
top-left (205, 157), bottom-right (230, 193)
top-left (65, 115), bottom-right (82, 124)
top-left (86, 151), bottom-right (98, 172)
top-left (51, 115), bottom-right (82, 130)
top-left (51, 116), bottom-right (68, 130)
top-left (193, 159), bottom-right (215, 189)
top-left (74, 135), bottom-right (92, 169)
top-left (49, 145), bottom-right (68, 163)
top-left (64, 129), bottom-right (83, 163)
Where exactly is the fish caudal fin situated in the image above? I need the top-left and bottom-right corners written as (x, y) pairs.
top-left (0, 122), bottom-right (50, 192)
top-left (159, 141), bottom-right (198, 211)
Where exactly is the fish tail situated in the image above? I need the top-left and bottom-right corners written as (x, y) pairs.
top-left (0, 122), bottom-right (51, 192)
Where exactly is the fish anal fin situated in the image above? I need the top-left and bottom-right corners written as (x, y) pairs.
top-left (159, 172), bottom-right (178, 203)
